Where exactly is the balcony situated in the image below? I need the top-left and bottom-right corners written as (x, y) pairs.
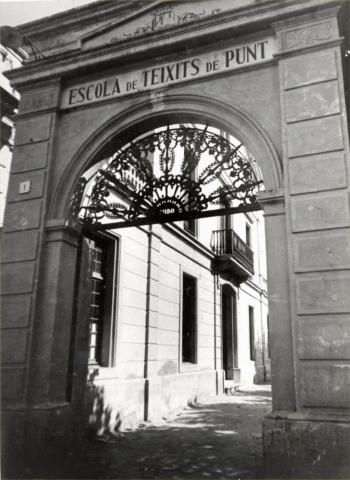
top-left (210, 229), bottom-right (254, 284)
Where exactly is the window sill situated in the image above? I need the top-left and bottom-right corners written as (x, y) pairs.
top-left (179, 362), bottom-right (200, 373)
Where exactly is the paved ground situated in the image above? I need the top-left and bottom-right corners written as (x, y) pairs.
top-left (11, 385), bottom-right (271, 479)
top-left (69, 384), bottom-right (272, 479)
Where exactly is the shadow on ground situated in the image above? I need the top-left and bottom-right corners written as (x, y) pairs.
top-left (8, 387), bottom-right (272, 479)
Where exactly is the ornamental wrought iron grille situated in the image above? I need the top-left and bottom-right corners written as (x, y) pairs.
top-left (73, 125), bottom-right (264, 231)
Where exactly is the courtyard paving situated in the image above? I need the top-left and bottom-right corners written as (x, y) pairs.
top-left (8, 385), bottom-right (271, 479)
top-left (68, 384), bottom-right (272, 479)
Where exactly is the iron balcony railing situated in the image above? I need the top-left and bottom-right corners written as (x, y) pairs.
top-left (210, 229), bottom-right (254, 274)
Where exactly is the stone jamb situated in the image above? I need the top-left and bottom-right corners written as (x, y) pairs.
top-left (258, 193), bottom-right (296, 411)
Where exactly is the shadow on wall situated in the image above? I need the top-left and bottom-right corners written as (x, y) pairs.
top-left (85, 369), bottom-right (122, 438)
top-left (84, 365), bottom-right (203, 437)
top-left (253, 366), bottom-right (271, 385)
top-left (157, 360), bottom-right (178, 375)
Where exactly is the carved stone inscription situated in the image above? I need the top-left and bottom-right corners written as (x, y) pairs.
top-left (82, 0), bottom-right (255, 48)
top-left (19, 89), bottom-right (59, 114)
top-left (62, 36), bottom-right (274, 109)
top-left (281, 21), bottom-right (336, 51)
top-left (119, 5), bottom-right (222, 41)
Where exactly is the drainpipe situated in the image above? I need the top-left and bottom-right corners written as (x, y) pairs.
top-left (256, 216), bottom-right (266, 382)
top-left (143, 224), bottom-right (153, 420)
top-left (214, 274), bottom-right (218, 393)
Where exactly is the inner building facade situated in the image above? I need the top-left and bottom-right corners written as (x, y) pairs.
top-left (75, 124), bottom-right (270, 433)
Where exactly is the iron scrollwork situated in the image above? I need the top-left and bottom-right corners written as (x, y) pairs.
top-left (78, 125), bottom-right (263, 231)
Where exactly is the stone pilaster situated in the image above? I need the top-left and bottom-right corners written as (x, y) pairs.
top-left (259, 191), bottom-right (296, 409)
top-left (144, 225), bottom-right (162, 420)
top-left (263, 8), bottom-right (350, 478)
top-left (0, 79), bottom-right (62, 459)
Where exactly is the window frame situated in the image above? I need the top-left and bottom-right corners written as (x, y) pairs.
top-left (181, 272), bottom-right (198, 365)
top-left (182, 144), bottom-right (198, 237)
top-left (86, 232), bottom-right (120, 368)
top-left (249, 305), bottom-right (256, 361)
top-left (245, 223), bottom-right (252, 249)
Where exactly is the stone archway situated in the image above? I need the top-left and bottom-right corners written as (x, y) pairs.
top-left (42, 98), bottom-right (287, 441)
top-left (1, 2), bottom-right (349, 477)
top-left (53, 100), bottom-right (282, 380)
top-left (50, 95), bottom-right (282, 223)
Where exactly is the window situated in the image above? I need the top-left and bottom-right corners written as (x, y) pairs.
top-left (245, 223), bottom-right (251, 248)
top-left (87, 235), bottom-right (118, 366)
top-left (182, 273), bottom-right (197, 363)
top-left (249, 306), bottom-right (255, 361)
top-left (183, 218), bottom-right (197, 236)
top-left (267, 314), bottom-right (270, 358)
top-left (183, 146), bottom-right (197, 237)
top-left (222, 284), bottom-right (238, 377)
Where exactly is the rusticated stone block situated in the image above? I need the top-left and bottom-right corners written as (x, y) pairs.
top-left (300, 364), bottom-right (350, 408)
top-left (3, 199), bottom-right (42, 232)
top-left (283, 50), bottom-right (337, 89)
top-left (14, 115), bottom-right (52, 145)
top-left (298, 315), bottom-right (350, 359)
top-left (291, 191), bottom-right (350, 232)
top-left (11, 142), bottom-right (48, 173)
top-left (287, 116), bottom-right (343, 158)
top-left (1, 367), bottom-right (26, 404)
top-left (293, 230), bottom-right (350, 271)
top-left (1, 230), bottom-right (39, 263)
top-left (289, 152), bottom-right (346, 194)
top-left (19, 87), bottom-right (60, 115)
top-left (1, 410), bottom-right (26, 472)
top-left (1, 295), bottom-right (32, 328)
top-left (280, 19), bottom-right (338, 51)
top-left (263, 416), bottom-right (350, 478)
top-left (1, 262), bottom-right (36, 295)
top-left (285, 81), bottom-right (340, 122)
top-left (296, 272), bottom-right (350, 314)
top-left (7, 172), bottom-right (45, 203)
top-left (1, 329), bottom-right (29, 364)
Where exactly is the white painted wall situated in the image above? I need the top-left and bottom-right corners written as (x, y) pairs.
top-left (104, 206), bottom-right (268, 386)
top-left (0, 46), bottom-right (21, 227)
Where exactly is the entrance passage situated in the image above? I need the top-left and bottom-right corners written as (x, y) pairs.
top-left (222, 284), bottom-right (238, 381)
top-left (68, 119), bottom-right (269, 461)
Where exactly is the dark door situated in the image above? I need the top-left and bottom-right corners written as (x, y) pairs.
top-left (182, 273), bottom-right (197, 363)
top-left (222, 284), bottom-right (237, 379)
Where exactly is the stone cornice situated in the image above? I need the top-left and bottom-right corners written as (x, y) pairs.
top-left (272, 4), bottom-right (341, 31)
top-left (45, 219), bottom-right (81, 246)
top-left (16, 0), bottom-right (338, 38)
top-left (17, 0), bottom-right (140, 35)
top-left (258, 189), bottom-right (286, 217)
top-left (5, 0), bottom-right (342, 89)
top-left (162, 222), bottom-right (215, 262)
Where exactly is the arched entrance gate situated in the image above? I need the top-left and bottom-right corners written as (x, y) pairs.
top-left (1, 1), bottom-right (349, 478)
